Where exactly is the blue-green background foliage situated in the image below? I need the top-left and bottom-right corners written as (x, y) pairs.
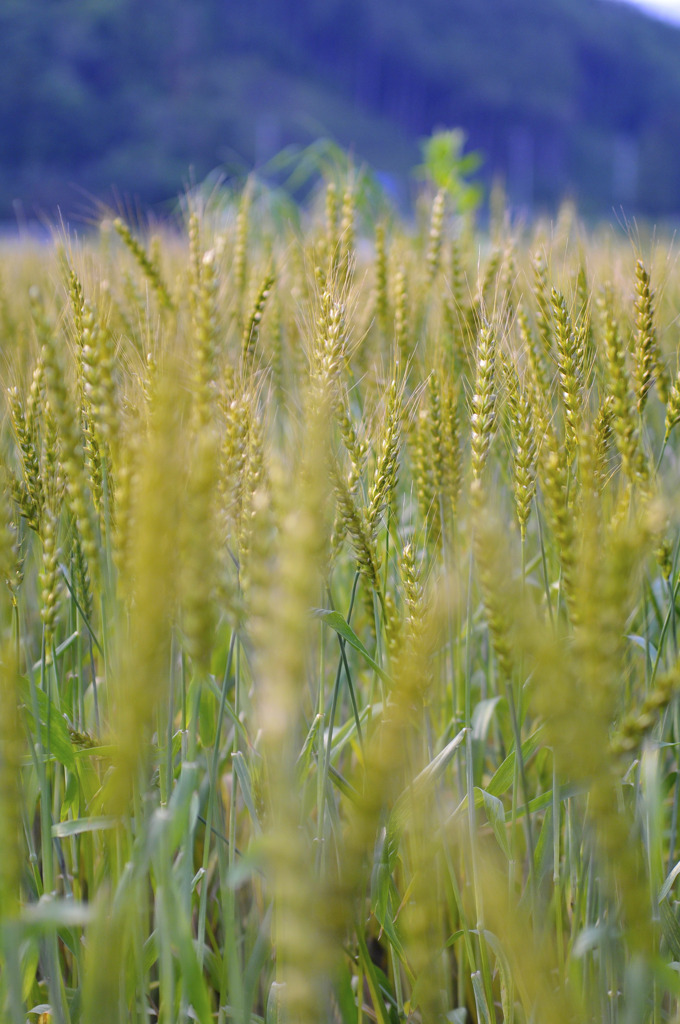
top-left (3, 0), bottom-right (680, 221)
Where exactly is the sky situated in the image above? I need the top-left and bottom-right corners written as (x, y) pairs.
top-left (625, 0), bottom-right (680, 22)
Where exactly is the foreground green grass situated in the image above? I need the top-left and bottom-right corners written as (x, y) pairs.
top-left (2, 183), bottom-right (680, 1023)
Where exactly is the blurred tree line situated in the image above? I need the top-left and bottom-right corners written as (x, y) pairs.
top-left (2, 0), bottom-right (680, 221)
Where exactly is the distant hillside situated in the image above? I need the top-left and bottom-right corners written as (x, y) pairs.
top-left (2, 0), bottom-right (680, 220)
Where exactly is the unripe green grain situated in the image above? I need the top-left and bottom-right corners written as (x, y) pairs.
top-left (498, 239), bottom-right (517, 321)
top-left (426, 188), bottom-right (446, 284)
top-left (181, 427), bottom-right (219, 671)
top-left (8, 385), bottom-right (43, 532)
top-left (26, 349), bottom-right (46, 438)
top-left (241, 267), bottom-right (275, 371)
top-left (42, 318), bottom-right (99, 573)
top-left (593, 395), bottom-right (614, 491)
top-left (368, 378), bottom-right (402, 531)
top-left (601, 286), bottom-right (647, 484)
top-left (506, 366), bottom-right (538, 540)
top-left (193, 247), bottom-right (220, 423)
top-left (220, 390), bottom-right (251, 535)
top-left (614, 665), bottom-right (680, 755)
top-left (450, 235), bottom-right (466, 315)
top-left (72, 526), bottom-right (94, 625)
top-left (574, 262), bottom-right (594, 375)
top-left (394, 265), bottom-right (410, 364)
top-left (78, 301), bottom-right (118, 512)
top-left (113, 217), bottom-right (174, 312)
top-left (478, 245), bottom-right (502, 308)
top-left (412, 401), bottom-right (435, 532)
top-left (311, 286), bottom-right (348, 400)
top-left (441, 373), bottom-right (463, 520)
top-left (324, 180), bottom-right (339, 272)
top-left (532, 250), bottom-right (555, 359)
top-left (336, 394), bottom-right (368, 487)
top-left (633, 259), bottom-right (660, 413)
top-left (374, 222), bottom-right (390, 336)
top-left (517, 302), bottom-right (550, 402)
top-left (234, 182), bottom-right (251, 305)
top-left (238, 413), bottom-right (268, 598)
top-left (428, 370), bottom-right (444, 495)
top-left (68, 266), bottom-right (85, 342)
top-left (339, 182), bottom-right (355, 284)
top-left (334, 467), bottom-right (381, 592)
top-left (187, 210), bottom-right (201, 311)
top-left (252, 403), bottom-right (337, 1024)
top-left (470, 323), bottom-right (497, 487)
top-left (539, 433), bottom-right (577, 612)
top-left (39, 506), bottom-right (61, 656)
top-left (664, 367), bottom-right (680, 442)
top-left (551, 287), bottom-right (583, 464)
top-left (110, 374), bottom-right (181, 808)
top-left (400, 541), bottom-right (426, 647)
top-left (474, 495), bottom-right (519, 680)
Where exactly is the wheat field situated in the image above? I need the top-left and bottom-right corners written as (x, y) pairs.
top-left (2, 178), bottom-right (680, 1024)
